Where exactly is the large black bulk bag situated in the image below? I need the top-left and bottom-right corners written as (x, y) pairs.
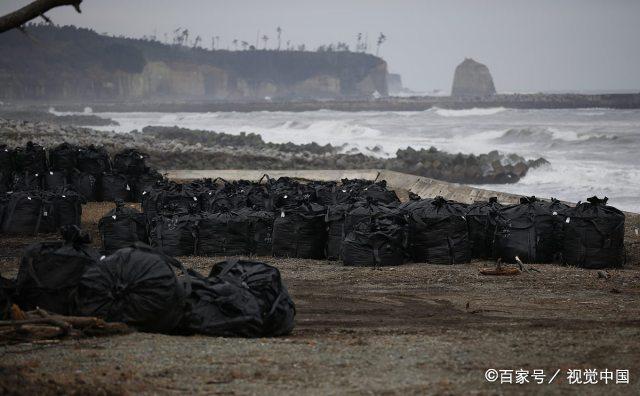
top-left (239, 208), bottom-right (274, 256)
top-left (246, 184), bottom-right (273, 211)
top-left (1, 272), bottom-right (16, 319)
top-left (69, 170), bottom-right (99, 202)
top-left (149, 215), bottom-right (198, 257)
top-left (98, 201), bottom-right (147, 254)
top-left (563, 197), bottom-right (625, 269)
top-left (51, 189), bottom-right (84, 228)
top-left (142, 188), bottom-right (201, 219)
top-left (403, 197), bottom-right (470, 265)
top-left (345, 199), bottom-right (402, 235)
top-left (0, 145), bottom-right (14, 173)
top-left (15, 226), bottom-right (99, 315)
top-left (113, 149), bottom-right (147, 175)
top-left (49, 143), bottom-right (78, 171)
top-left (128, 168), bottom-right (164, 203)
top-left (100, 172), bottom-right (131, 202)
top-left (272, 202), bottom-right (327, 259)
top-left (356, 180), bottom-right (399, 205)
top-left (342, 219), bottom-right (406, 267)
top-left (178, 268), bottom-right (264, 337)
top-left (11, 171), bottom-right (43, 191)
top-left (77, 145), bottom-right (110, 175)
top-left (0, 194), bottom-right (8, 230)
top-left (210, 260), bottom-right (296, 336)
top-left (203, 189), bottom-right (248, 212)
top-left (325, 202), bottom-right (353, 260)
top-left (75, 245), bottom-right (188, 333)
top-left (0, 171), bottom-right (12, 193)
top-left (466, 197), bottom-right (503, 259)
top-left (1, 192), bottom-right (56, 234)
top-left (44, 170), bottom-right (68, 191)
top-left (13, 141), bottom-right (47, 174)
top-left (197, 211), bottom-right (252, 256)
top-left (494, 197), bottom-right (569, 263)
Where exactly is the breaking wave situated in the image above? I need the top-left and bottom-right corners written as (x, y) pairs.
top-left (434, 107), bottom-right (507, 117)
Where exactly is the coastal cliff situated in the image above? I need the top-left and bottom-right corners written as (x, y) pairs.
top-left (0, 25), bottom-right (388, 101)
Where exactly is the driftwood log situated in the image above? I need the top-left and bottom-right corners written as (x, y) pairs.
top-left (0, 305), bottom-right (131, 344)
top-left (0, 0), bottom-right (83, 34)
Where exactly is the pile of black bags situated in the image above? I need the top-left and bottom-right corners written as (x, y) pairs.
top-left (1, 189), bottom-right (84, 235)
top-left (118, 174), bottom-right (627, 269)
top-left (0, 142), bottom-right (164, 203)
top-left (5, 229), bottom-right (296, 337)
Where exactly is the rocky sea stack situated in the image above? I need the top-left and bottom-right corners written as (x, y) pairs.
top-left (451, 58), bottom-right (496, 97)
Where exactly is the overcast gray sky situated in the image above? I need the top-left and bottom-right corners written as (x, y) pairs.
top-left (2, 0), bottom-right (639, 93)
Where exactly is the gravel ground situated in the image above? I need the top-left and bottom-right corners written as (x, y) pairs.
top-left (1, 203), bottom-right (640, 395)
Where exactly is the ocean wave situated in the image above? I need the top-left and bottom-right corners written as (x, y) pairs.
top-left (434, 107), bottom-right (507, 117)
top-left (495, 127), bottom-right (623, 146)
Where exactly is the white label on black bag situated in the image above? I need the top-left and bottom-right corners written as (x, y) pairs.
top-left (552, 211), bottom-right (558, 216)
top-left (126, 184), bottom-right (131, 191)
top-left (193, 197), bottom-right (198, 201)
top-left (112, 215), bottom-right (117, 220)
top-left (566, 217), bottom-right (571, 223)
top-left (281, 211), bottom-right (285, 218)
top-left (43, 211), bottom-right (48, 216)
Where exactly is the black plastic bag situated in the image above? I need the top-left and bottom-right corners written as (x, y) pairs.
top-left (272, 202), bottom-right (327, 259)
top-left (149, 215), bottom-right (198, 257)
top-left (143, 188), bottom-right (201, 219)
top-left (114, 149), bottom-right (147, 175)
top-left (128, 168), bottom-right (164, 203)
top-left (357, 180), bottom-right (399, 205)
top-left (403, 197), bottom-right (470, 265)
top-left (77, 145), bottom-right (110, 175)
top-left (44, 170), bottom-right (68, 191)
top-left (209, 260), bottom-right (296, 336)
top-left (197, 211), bottom-right (252, 256)
top-left (11, 171), bottom-right (43, 191)
top-left (1, 192), bottom-right (56, 235)
top-left (15, 226), bottom-right (99, 315)
top-left (563, 196), bottom-right (625, 269)
top-left (75, 244), bottom-right (188, 333)
top-left (1, 271), bottom-right (16, 320)
top-left (69, 170), bottom-right (99, 202)
top-left (466, 197), bottom-right (503, 259)
top-left (0, 171), bottom-right (11, 194)
top-left (49, 143), bottom-right (78, 171)
top-left (100, 172), bottom-right (131, 202)
top-left (494, 196), bottom-right (569, 263)
top-left (13, 141), bottom-right (47, 174)
top-left (325, 202), bottom-right (353, 260)
top-left (177, 268), bottom-right (264, 337)
top-left (342, 219), bottom-right (406, 267)
top-left (98, 201), bottom-right (147, 254)
top-left (239, 208), bottom-right (274, 256)
top-left (51, 188), bottom-right (84, 228)
top-left (0, 144), bottom-right (15, 174)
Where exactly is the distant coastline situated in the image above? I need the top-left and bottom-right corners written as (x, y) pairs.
top-left (28, 92), bottom-right (640, 113)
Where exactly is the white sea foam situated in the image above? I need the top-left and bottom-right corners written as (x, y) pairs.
top-left (434, 107), bottom-right (507, 117)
